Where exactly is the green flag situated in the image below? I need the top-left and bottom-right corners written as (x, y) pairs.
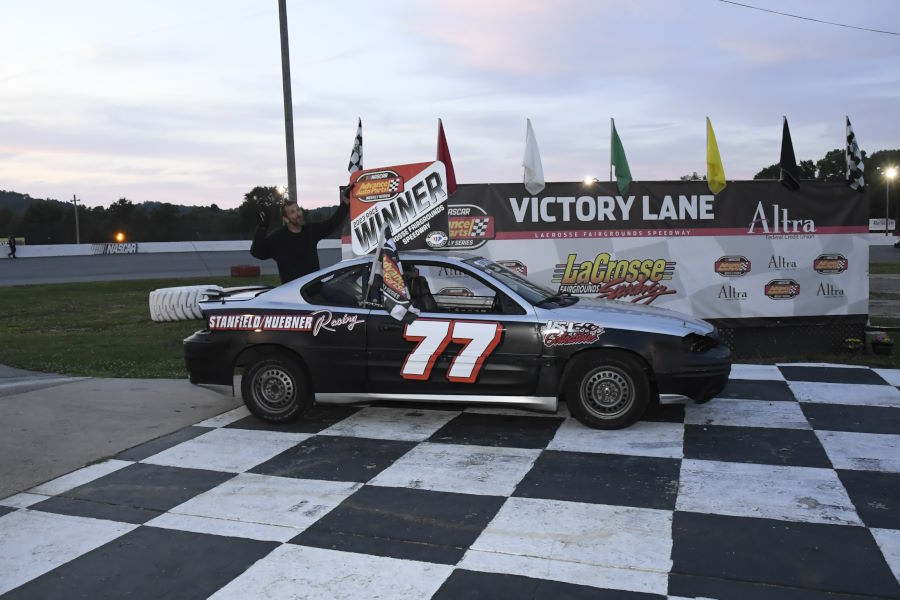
top-left (610, 119), bottom-right (632, 195)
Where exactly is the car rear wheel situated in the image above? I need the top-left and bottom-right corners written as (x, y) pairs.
top-left (564, 351), bottom-right (651, 429)
top-left (240, 355), bottom-right (311, 422)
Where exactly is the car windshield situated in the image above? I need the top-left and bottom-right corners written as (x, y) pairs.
top-left (464, 257), bottom-right (559, 306)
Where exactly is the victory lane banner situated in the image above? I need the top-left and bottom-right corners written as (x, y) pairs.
top-left (347, 180), bottom-right (868, 322)
top-left (350, 161), bottom-right (450, 255)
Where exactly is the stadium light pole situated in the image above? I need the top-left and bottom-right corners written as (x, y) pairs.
top-left (72, 194), bottom-right (80, 244)
top-left (887, 167), bottom-right (897, 236)
top-left (278, 0), bottom-right (298, 205)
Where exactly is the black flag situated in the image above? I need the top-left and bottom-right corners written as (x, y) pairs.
top-left (779, 117), bottom-right (800, 191)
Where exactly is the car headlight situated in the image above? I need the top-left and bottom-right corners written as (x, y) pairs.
top-left (683, 332), bottom-right (718, 353)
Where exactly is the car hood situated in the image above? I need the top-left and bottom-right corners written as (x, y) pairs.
top-left (536, 297), bottom-right (714, 337)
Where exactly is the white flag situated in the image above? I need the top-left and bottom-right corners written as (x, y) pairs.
top-left (522, 118), bottom-right (545, 195)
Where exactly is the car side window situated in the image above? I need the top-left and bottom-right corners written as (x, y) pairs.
top-left (407, 263), bottom-right (525, 315)
top-left (302, 266), bottom-right (365, 308)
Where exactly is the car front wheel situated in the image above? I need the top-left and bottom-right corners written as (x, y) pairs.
top-left (564, 351), bottom-right (651, 429)
top-left (240, 354), bottom-right (311, 423)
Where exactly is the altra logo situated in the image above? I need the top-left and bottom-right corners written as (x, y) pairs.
top-left (748, 202), bottom-right (816, 234)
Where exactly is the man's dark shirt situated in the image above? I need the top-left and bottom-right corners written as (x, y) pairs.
top-left (250, 202), bottom-right (349, 283)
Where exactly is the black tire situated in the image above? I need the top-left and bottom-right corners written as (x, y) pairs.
top-left (240, 354), bottom-right (311, 423)
top-left (564, 351), bottom-right (651, 429)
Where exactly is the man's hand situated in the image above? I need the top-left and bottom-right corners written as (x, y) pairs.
top-left (257, 208), bottom-right (270, 228)
top-left (340, 184), bottom-right (353, 205)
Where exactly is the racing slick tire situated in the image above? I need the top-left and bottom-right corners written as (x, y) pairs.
top-left (564, 350), bottom-right (651, 429)
top-left (240, 354), bottom-right (312, 423)
top-left (149, 285), bottom-right (220, 322)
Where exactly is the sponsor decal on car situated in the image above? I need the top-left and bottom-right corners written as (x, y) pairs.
top-left (209, 311), bottom-right (363, 334)
top-left (541, 321), bottom-right (605, 346)
top-left (551, 252), bottom-right (677, 305)
top-left (209, 314), bottom-right (312, 331)
top-left (714, 255), bottom-right (750, 277)
top-left (813, 253), bottom-right (848, 274)
top-left (764, 279), bottom-right (800, 299)
top-left (497, 260), bottom-right (527, 275)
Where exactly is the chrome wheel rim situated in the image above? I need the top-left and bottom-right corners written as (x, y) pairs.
top-left (580, 366), bottom-right (633, 419)
top-left (252, 366), bottom-right (296, 415)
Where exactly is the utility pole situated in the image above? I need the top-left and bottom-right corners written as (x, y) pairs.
top-left (278, 0), bottom-right (298, 205)
top-left (72, 194), bottom-right (81, 244)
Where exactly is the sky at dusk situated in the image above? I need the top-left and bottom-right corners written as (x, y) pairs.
top-left (1, 0), bottom-right (899, 209)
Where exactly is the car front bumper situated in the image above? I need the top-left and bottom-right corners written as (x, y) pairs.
top-left (654, 342), bottom-right (732, 402)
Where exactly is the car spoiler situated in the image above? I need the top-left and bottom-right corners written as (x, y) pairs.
top-left (201, 285), bottom-right (273, 303)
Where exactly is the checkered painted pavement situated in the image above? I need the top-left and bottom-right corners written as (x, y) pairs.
top-left (2, 364), bottom-right (900, 599)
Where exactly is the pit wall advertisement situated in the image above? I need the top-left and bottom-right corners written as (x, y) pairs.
top-left (347, 179), bottom-right (868, 320)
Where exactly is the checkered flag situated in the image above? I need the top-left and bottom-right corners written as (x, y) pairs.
top-left (845, 116), bottom-right (865, 192)
top-left (471, 218), bottom-right (490, 237)
top-left (348, 118), bottom-right (363, 174)
top-left (388, 180), bottom-right (399, 192)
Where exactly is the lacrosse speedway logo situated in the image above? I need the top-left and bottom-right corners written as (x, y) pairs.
top-left (350, 161), bottom-right (449, 254)
top-left (551, 253), bottom-right (677, 305)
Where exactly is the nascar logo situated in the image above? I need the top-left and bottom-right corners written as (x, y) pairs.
top-left (425, 230), bottom-right (449, 248)
top-left (715, 255), bottom-right (751, 277)
top-left (765, 279), bottom-right (800, 300)
top-left (813, 254), bottom-right (848, 274)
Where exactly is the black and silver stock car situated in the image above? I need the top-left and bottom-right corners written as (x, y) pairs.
top-left (184, 254), bottom-right (731, 429)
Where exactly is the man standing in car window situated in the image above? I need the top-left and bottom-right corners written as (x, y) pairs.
top-left (251, 187), bottom-right (350, 283)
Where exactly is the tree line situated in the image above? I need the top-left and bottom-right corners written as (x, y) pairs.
top-left (0, 186), bottom-right (337, 245)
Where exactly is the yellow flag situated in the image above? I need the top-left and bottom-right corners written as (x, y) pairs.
top-left (706, 117), bottom-right (726, 195)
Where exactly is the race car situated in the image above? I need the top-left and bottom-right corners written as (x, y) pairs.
top-left (184, 253), bottom-right (731, 429)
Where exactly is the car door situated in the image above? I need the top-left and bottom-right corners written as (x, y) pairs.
top-left (366, 260), bottom-right (542, 396)
top-left (295, 264), bottom-right (369, 393)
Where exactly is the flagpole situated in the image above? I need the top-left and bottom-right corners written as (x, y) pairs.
top-left (609, 118), bottom-right (614, 182)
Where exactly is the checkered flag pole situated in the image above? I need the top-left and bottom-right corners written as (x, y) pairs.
top-left (845, 116), bottom-right (865, 192)
top-left (348, 118), bottom-right (363, 174)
